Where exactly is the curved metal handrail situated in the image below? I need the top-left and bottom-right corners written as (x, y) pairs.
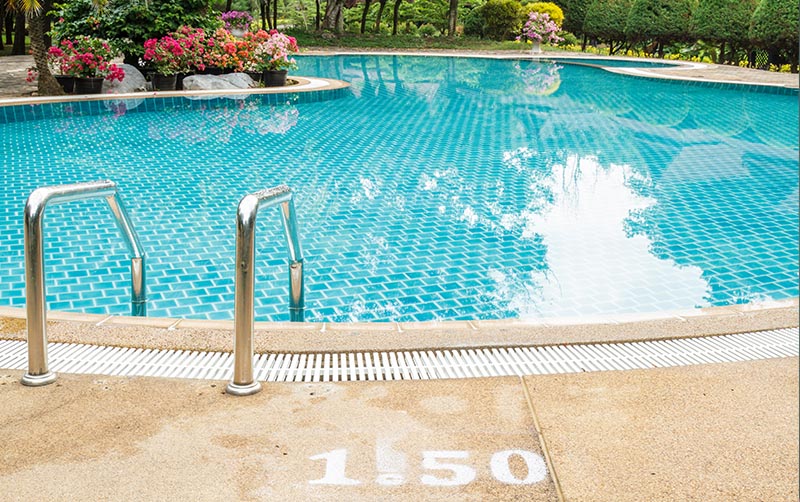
top-left (227, 185), bottom-right (304, 397)
top-left (21, 180), bottom-right (146, 387)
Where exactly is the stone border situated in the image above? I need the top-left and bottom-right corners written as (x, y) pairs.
top-left (0, 299), bottom-right (797, 354)
top-left (0, 76), bottom-right (350, 108)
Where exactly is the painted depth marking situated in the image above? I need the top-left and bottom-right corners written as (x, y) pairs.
top-left (0, 328), bottom-right (796, 382)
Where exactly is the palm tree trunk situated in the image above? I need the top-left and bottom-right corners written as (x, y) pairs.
top-left (29, 11), bottom-right (63, 96)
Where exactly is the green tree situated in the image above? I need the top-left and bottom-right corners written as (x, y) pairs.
top-left (558, 0), bottom-right (591, 47)
top-left (625, 0), bottom-right (696, 56)
top-left (692, 0), bottom-right (755, 63)
top-left (583, 0), bottom-right (633, 54)
top-left (523, 2), bottom-right (563, 26)
top-left (465, 0), bottom-right (522, 40)
top-left (52, 0), bottom-right (220, 60)
top-left (749, 0), bottom-right (799, 71)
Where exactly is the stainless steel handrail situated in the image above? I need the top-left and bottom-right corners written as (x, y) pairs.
top-left (227, 185), bottom-right (304, 396)
top-left (21, 180), bottom-right (146, 387)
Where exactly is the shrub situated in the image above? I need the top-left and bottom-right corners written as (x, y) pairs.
top-left (583, 0), bottom-right (634, 53)
top-left (625, 0), bottom-right (696, 52)
top-left (559, 0), bottom-right (592, 38)
top-left (463, 8), bottom-right (485, 37)
top-left (51, 0), bottom-right (221, 60)
top-left (750, 0), bottom-right (799, 54)
top-left (522, 2), bottom-right (564, 27)
top-left (418, 23), bottom-right (439, 37)
top-left (692, 0), bottom-right (755, 62)
top-left (469, 0), bottom-right (523, 40)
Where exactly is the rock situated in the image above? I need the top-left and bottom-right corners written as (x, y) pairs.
top-left (219, 72), bottom-right (256, 88)
top-left (102, 64), bottom-right (147, 94)
top-left (182, 74), bottom-right (239, 90)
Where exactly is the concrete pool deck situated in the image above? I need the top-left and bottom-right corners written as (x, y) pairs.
top-left (1, 51), bottom-right (798, 500)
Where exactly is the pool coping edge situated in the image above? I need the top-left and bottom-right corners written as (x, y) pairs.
top-left (0, 298), bottom-right (797, 354)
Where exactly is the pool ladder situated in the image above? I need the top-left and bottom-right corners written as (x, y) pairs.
top-left (20, 181), bottom-right (304, 396)
top-left (21, 180), bottom-right (146, 387)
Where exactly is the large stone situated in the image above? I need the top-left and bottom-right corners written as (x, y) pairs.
top-left (182, 74), bottom-right (240, 91)
top-left (219, 72), bottom-right (256, 88)
top-left (102, 64), bottom-right (147, 94)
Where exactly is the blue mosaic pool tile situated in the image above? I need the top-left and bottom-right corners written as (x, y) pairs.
top-left (0, 56), bottom-right (797, 321)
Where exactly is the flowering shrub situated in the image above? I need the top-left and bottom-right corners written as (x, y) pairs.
top-left (43, 37), bottom-right (125, 81)
top-left (221, 11), bottom-right (253, 31)
top-left (518, 12), bottom-right (563, 44)
top-left (251, 30), bottom-right (299, 71)
top-left (170, 26), bottom-right (209, 72)
top-left (143, 36), bottom-right (188, 75)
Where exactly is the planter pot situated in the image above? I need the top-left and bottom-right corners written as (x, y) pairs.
top-left (531, 40), bottom-right (542, 55)
top-left (54, 75), bottom-right (74, 94)
top-left (152, 73), bottom-right (178, 91)
top-left (229, 27), bottom-right (247, 37)
top-left (199, 66), bottom-right (225, 75)
top-left (74, 77), bottom-right (104, 94)
top-left (246, 71), bottom-right (263, 84)
top-left (176, 72), bottom-right (193, 90)
top-left (262, 70), bottom-right (288, 87)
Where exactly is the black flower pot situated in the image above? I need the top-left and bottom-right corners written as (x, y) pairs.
top-left (199, 66), bottom-right (225, 75)
top-left (246, 71), bottom-right (262, 84)
top-left (152, 73), bottom-right (178, 91)
top-left (54, 75), bottom-right (74, 94)
top-left (261, 70), bottom-right (287, 87)
top-left (74, 77), bottom-right (104, 94)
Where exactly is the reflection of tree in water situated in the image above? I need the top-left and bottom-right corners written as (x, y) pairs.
top-left (294, 56), bottom-right (797, 319)
top-left (146, 99), bottom-right (300, 144)
top-left (513, 61), bottom-right (563, 96)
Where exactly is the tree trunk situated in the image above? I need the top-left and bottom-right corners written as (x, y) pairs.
top-left (323, 0), bottom-right (344, 31)
top-left (261, 0), bottom-right (268, 29)
top-left (5, 13), bottom-right (14, 45)
top-left (391, 0), bottom-right (401, 35)
top-left (12, 12), bottom-right (25, 55)
top-left (717, 41), bottom-right (725, 64)
top-left (272, 0), bottom-right (278, 30)
top-left (42, 0), bottom-right (52, 48)
top-left (374, 0), bottom-right (386, 32)
top-left (315, 0), bottom-right (320, 30)
top-left (360, 0), bottom-right (372, 34)
top-left (0, 4), bottom-right (5, 51)
top-left (226, 0), bottom-right (233, 11)
top-left (447, 0), bottom-right (457, 36)
top-left (29, 11), bottom-right (63, 96)
top-left (581, 34), bottom-right (586, 52)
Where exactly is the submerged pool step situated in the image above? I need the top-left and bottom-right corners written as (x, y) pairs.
top-left (0, 328), bottom-right (797, 383)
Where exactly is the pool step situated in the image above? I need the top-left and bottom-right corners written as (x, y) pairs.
top-left (0, 327), bottom-right (797, 383)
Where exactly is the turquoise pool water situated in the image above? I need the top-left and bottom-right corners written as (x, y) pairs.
top-left (0, 56), bottom-right (797, 322)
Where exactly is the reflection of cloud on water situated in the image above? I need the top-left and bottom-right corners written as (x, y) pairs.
top-left (536, 157), bottom-right (707, 315)
top-left (501, 155), bottom-right (708, 318)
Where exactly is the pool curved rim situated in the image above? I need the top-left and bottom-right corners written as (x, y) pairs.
top-left (0, 299), bottom-right (797, 354)
top-left (0, 54), bottom-right (797, 352)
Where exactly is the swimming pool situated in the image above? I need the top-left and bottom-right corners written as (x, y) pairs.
top-left (0, 55), bottom-right (797, 322)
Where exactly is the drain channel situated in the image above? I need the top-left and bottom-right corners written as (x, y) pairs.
top-left (0, 328), bottom-right (797, 383)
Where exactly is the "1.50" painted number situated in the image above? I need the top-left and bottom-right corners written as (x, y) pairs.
top-left (309, 448), bottom-right (547, 486)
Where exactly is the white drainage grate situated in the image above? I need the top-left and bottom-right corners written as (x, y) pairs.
top-left (0, 328), bottom-right (797, 383)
